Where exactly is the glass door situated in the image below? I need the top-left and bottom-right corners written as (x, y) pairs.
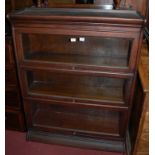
top-left (26, 100), bottom-right (127, 138)
top-left (21, 33), bottom-right (132, 69)
top-left (21, 69), bottom-right (132, 105)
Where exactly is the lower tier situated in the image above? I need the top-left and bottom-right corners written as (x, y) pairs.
top-left (27, 129), bottom-right (127, 153)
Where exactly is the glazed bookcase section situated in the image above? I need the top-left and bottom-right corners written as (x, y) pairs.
top-left (22, 33), bottom-right (131, 69)
top-left (8, 7), bottom-right (144, 153)
top-left (26, 100), bottom-right (125, 138)
top-left (24, 69), bottom-right (131, 105)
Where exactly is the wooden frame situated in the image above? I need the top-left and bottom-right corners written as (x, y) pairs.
top-left (8, 7), bottom-right (144, 154)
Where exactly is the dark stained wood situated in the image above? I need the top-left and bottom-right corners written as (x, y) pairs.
top-left (5, 108), bottom-right (26, 131)
top-left (5, 0), bottom-right (33, 14)
top-left (8, 8), bottom-right (144, 154)
top-left (8, 8), bottom-right (144, 26)
top-left (129, 41), bottom-right (149, 155)
top-left (5, 88), bottom-right (20, 109)
top-left (5, 69), bottom-right (17, 86)
top-left (133, 41), bottom-right (149, 155)
top-left (5, 36), bottom-right (26, 131)
top-left (5, 37), bottom-right (14, 66)
top-left (5, 0), bottom-right (34, 132)
top-left (24, 96), bottom-right (129, 111)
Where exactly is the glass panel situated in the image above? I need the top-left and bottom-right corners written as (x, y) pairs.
top-left (32, 102), bottom-right (120, 136)
top-left (26, 70), bottom-right (126, 103)
top-left (22, 33), bottom-right (132, 68)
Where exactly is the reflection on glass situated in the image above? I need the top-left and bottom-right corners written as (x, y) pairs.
top-left (22, 33), bottom-right (131, 68)
top-left (26, 70), bottom-right (125, 103)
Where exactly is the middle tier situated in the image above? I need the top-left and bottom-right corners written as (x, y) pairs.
top-left (20, 69), bottom-right (133, 105)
